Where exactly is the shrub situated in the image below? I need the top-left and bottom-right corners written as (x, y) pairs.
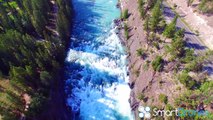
top-left (182, 49), bottom-right (195, 63)
top-left (185, 58), bottom-right (203, 72)
top-left (134, 70), bottom-right (140, 77)
top-left (124, 23), bottom-right (129, 39)
top-left (137, 93), bottom-right (145, 101)
top-left (143, 61), bottom-right (149, 71)
top-left (198, 0), bottom-right (213, 13)
top-left (159, 93), bottom-right (168, 104)
top-left (136, 48), bottom-right (145, 58)
top-left (138, 0), bottom-right (146, 19)
top-left (163, 16), bottom-right (177, 38)
top-left (27, 93), bottom-right (47, 117)
top-left (123, 9), bottom-right (129, 20)
top-left (153, 42), bottom-right (160, 50)
top-left (152, 56), bottom-right (164, 72)
top-left (178, 71), bottom-right (196, 89)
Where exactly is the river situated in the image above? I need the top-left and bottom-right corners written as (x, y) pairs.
top-left (65, 0), bottom-right (133, 119)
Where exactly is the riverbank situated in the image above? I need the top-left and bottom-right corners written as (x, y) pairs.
top-left (118, 0), bottom-right (151, 118)
top-left (118, 0), bottom-right (183, 119)
top-left (119, 0), bottom-right (213, 119)
top-left (38, 69), bottom-right (72, 120)
top-left (36, 1), bottom-right (73, 119)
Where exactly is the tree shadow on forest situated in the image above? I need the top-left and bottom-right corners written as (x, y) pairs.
top-left (185, 42), bottom-right (206, 50)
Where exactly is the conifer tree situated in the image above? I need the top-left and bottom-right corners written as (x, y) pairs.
top-left (163, 16), bottom-right (178, 38)
top-left (138, 0), bottom-right (146, 19)
top-left (150, 0), bottom-right (163, 31)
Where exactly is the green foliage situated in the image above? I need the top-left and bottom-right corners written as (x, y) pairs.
top-left (166, 37), bottom-right (185, 60)
top-left (138, 0), bottom-right (146, 19)
top-left (153, 41), bottom-right (160, 50)
top-left (124, 23), bottom-right (129, 39)
top-left (152, 56), bottom-right (164, 72)
top-left (143, 16), bottom-right (150, 31)
top-left (30, 0), bottom-right (50, 35)
top-left (185, 57), bottom-right (204, 72)
top-left (40, 71), bottom-right (52, 87)
top-left (174, 28), bottom-right (185, 39)
top-left (198, 0), bottom-right (213, 13)
top-left (136, 48), bottom-right (146, 59)
top-left (181, 49), bottom-right (195, 63)
top-left (199, 81), bottom-right (213, 92)
top-left (137, 93), bottom-right (145, 101)
top-left (175, 81), bottom-right (213, 117)
top-left (143, 61), bottom-right (149, 71)
top-left (1, 112), bottom-right (17, 120)
top-left (0, 0), bottom-right (72, 118)
top-left (159, 19), bottom-right (167, 30)
top-left (178, 71), bottom-right (197, 89)
top-left (122, 9), bottom-right (129, 20)
top-left (165, 104), bottom-right (176, 119)
top-left (159, 93), bottom-right (168, 104)
top-left (26, 93), bottom-right (47, 117)
top-left (163, 16), bottom-right (178, 38)
top-left (150, 0), bottom-right (163, 31)
top-left (56, 0), bottom-right (72, 45)
top-left (148, 32), bottom-right (157, 44)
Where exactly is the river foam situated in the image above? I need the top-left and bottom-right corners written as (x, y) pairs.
top-left (65, 0), bottom-right (133, 120)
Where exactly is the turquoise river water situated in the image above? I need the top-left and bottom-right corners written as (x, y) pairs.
top-left (65, 0), bottom-right (134, 119)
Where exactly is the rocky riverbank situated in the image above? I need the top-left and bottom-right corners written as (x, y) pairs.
top-left (117, 0), bottom-right (150, 118)
top-left (118, 0), bottom-right (213, 119)
top-left (117, 0), bottom-right (183, 119)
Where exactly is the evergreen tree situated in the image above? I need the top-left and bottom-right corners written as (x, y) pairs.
top-left (150, 0), bottom-right (163, 31)
top-left (167, 37), bottom-right (185, 60)
top-left (143, 17), bottom-right (150, 32)
top-left (147, 0), bottom-right (158, 9)
top-left (174, 28), bottom-right (185, 39)
top-left (138, 0), bottom-right (146, 19)
top-left (0, 0), bottom-right (71, 118)
top-left (40, 71), bottom-right (52, 87)
top-left (152, 56), bottom-right (164, 72)
top-left (163, 16), bottom-right (178, 38)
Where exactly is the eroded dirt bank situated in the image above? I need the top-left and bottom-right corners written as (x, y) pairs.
top-left (119, 0), bottom-right (186, 118)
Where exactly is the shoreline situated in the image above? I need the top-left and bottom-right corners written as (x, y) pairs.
top-left (116, 0), bottom-right (140, 118)
top-left (118, 0), bottom-right (213, 119)
top-left (38, 69), bottom-right (72, 120)
top-left (37, 1), bottom-right (74, 120)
